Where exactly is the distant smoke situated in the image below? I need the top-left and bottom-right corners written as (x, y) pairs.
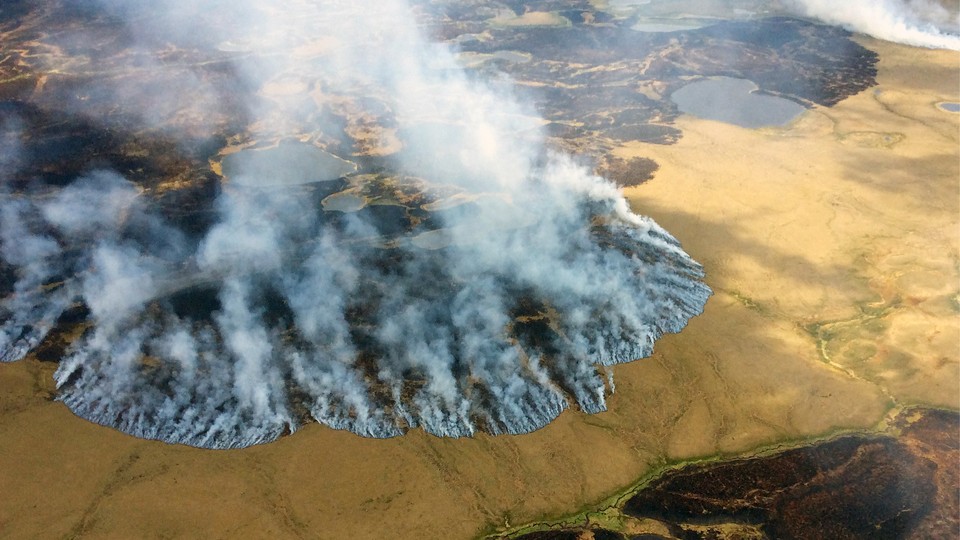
top-left (792, 0), bottom-right (960, 50)
top-left (0, 0), bottom-right (710, 448)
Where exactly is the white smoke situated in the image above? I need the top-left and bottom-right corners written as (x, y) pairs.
top-left (791, 0), bottom-right (960, 50)
top-left (0, 0), bottom-right (710, 447)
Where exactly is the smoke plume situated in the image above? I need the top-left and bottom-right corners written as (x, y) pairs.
top-left (0, 0), bottom-right (710, 448)
top-left (792, 0), bottom-right (960, 50)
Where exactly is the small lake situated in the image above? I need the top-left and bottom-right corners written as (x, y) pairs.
top-left (458, 50), bottom-right (532, 68)
top-left (631, 19), bottom-right (713, 33)
top-left (671, 77), bottom-right (806, 128)
top-left (321, 191), bottom-right (367, 212)
top-left (938, 102), bottom-right (960, 113)
top-left (222, 141), bottom-right (356, 187)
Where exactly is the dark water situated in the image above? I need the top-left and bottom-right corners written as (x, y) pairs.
top-left (671, 77), bottom-right (806, 128)
top-left (631, 19), bottom-right (712, 33)
top-left (321, 191), bottom-right (367, 212)
top-left (222, 140), bottom-right (356, 186)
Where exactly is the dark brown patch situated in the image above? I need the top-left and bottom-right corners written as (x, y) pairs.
top-left (595, 156), bottom-right (660, 187)
top-left (505, 409), bottom-right (958, 540)
top-left (620, 408), bottom-right (958, 539)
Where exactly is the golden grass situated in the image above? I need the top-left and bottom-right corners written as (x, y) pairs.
top-left (0, 38), bottom-right (956, 540)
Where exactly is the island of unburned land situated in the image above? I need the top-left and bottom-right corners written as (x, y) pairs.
top-left (0, 6), bottom-right (957, 540)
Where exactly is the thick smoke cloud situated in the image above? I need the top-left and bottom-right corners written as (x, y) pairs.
top-left (791, 0), bottom-right (960, 50)
top-left (0, 0), bottom-right (710, 448)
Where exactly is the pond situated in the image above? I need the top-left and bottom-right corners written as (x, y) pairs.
top-left (321, 191), bottom-right (367, 212)
top-left (671, 77), bottom-right (806, 128)
top-left (631, 19), bottom-right (713, 33)
top-left (222, 141), bottom-right (356, 187)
